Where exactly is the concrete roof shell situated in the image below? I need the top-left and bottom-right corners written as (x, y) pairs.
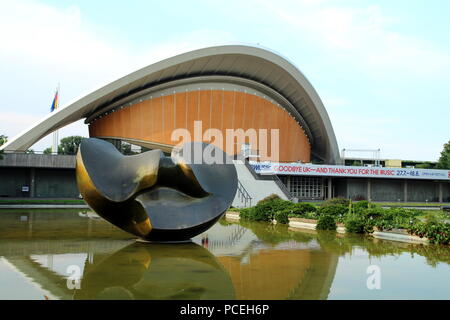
top-left (1, 45), bottom-right (340, 164)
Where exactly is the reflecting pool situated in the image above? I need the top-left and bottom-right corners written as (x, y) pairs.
top-left (0, 210), bottom-right (449, 300)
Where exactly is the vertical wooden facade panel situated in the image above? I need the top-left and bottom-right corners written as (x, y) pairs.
top-left (174, 92), bottom-right (186, 130)
top-left (141, 100), bottom-right (152, 141)
top-left (163, 94), bottom-right (174, 144)
top-left (185, 91), bottom-right (197, 141)
top-left (210, 90), bottom-right (222, 132)
top-left (222, 91), bottom-right (234, 131)
top-left (152, 97), bottom-right (163, 143)
top-left (198, 90), bottom-right (211, 130)
top-left (89, 90), bottom-right (311, 162)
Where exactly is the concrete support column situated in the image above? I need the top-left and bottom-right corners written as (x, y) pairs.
top-left (367, 178), bottom-right (371, 201)
top-left (327, 178), bottom-right (332, 199)
top-left (404, 180), bottom-right (408, 203)
top-left (29, 168), bottom-right (35, 198)
top-left (439, 182), bottom-right (443, 203)
top-left (321, 178), bottom-right (324, 199)
top-left (346, 180), bottom-right (349, 199)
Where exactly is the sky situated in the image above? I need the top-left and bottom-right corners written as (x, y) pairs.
top-left (0, 0), bottom-right (449, 161)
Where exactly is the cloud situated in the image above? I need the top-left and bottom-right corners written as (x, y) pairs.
top-left (259, 0), bottom-right (450, 78)
top-left (0, 0), bottom-right (234, 151)
top-left (0, 0), bottom-right (447, 160)
top-left (0, 112), bottom-right (43, 135)
top-left (322, 97), bottom-right (349, 108)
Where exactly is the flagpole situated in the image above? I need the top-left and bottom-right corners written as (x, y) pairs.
top-left (52, 84), bottom-right (60, 154)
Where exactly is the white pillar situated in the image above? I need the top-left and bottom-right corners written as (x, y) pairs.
top-left (327, 178), bottom-right (332, 199)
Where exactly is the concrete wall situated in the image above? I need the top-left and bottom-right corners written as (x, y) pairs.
top-left (371, 179), bottom-right (404, 201)
top-left (346, 179), bottom-right (367, 200)
top-left (34, 169), bottom-right (79, 198)
top-left (0, 153), bottom-right (75, 168)
top-left (444, 182), bottom-right (450, 202)
top-left (0, 168), bottom-right (30, 197)
top-left (332, 177), bottom-right (449, 202)
top-left (232, 160), bottom-right (288, 207)
top-left (407, 180), bottom-right (438, 202)
top-left (0, 167), bottom-right (79, 198)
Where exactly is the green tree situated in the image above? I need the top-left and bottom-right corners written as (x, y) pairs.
top-left (415, 162), bottom-right (435, 169)
top-left (0, 135), bottom-right (7, 160)
top-left (43, 147), bottom-right (52, 154)
top-left (436, 140), bottom-right (450, 169)
top-left (58, 136), bottom-right (84, 155)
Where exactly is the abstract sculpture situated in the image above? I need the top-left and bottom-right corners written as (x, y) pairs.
top-left (76, 138), bottom-right (237, 241)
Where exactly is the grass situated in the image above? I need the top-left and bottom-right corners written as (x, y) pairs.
top-left (416, 210), bottom-right (449, 221)
top-left (0, 198), bottom-right (86, 205)
top-left (0, 208), bottom-right (90, 213)
top-left (375, 202), bottom-right (450, 207)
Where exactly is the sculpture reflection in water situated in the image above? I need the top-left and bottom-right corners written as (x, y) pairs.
top-left (74, 242), bottom-right (235, 300)
top-left (76, 138), bottom-right (238, 241)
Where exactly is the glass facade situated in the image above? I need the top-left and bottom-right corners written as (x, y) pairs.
top-left (279, 175), bottom-right (324, 200)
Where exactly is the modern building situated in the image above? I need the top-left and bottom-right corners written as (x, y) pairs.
top-left (1, 45), bottom-right (449, 204)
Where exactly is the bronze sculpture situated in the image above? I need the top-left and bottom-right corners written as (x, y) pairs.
top-left (76, 138), bottom-right (237, 241)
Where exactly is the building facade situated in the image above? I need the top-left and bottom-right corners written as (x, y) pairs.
top-left (1, 45), bottom-right (448, 203)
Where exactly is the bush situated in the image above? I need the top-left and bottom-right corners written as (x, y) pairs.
top-left (322, 197), bottom-right (350, 207)
top-left (289, 202), bottom-right (317, 216)
top-left (303, 211), bottom-right (319, 220)
top-left (239, 207), bottom-right (257, 220)
top-left (241, 198), bottom-right (293, 222)
top-left (244, 204), bottom-right (271, 222)
top-left (257, 194), bottom-right (281, 205)
top-left (371, 207), bottom-right (420, 231)
top-left (318, 204), bottom-right (348, 217)
top-left (424, 212), bottom-right (440, 224)
top-left (316, 215), bottom-right (337, 231)
top-left (363, 207), bottom-right (385, 219)
top-left (353, 200), bottom-right (370, 211)
top-left (409, 221), bottom-right (450, 245)
top-left (345, 215), bottom-right (373, 234)
top-left (275, 209), bottom-right (291, 224)
top-left (288, 211), bottom-right (318, 220)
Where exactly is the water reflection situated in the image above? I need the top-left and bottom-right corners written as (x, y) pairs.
top-left (0, 210), bottom-right (449, 300)
top-left (75, 242), bottom-right (234, 300)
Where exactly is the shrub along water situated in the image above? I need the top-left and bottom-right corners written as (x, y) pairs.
top-left (408, 220), bottom-right (450, 245)
top-left (321, 197), bottom-right (350, 208)
top-left (237, 198), bottom-right (449, 245)
top-left (240, 197), bottom-right (294, 222)
top-left (318, 205), bottom-right (348, 223)
top-left (316, 215), bottom-right (337, 231)
top-left (344, 214), bottom-right (373, 234)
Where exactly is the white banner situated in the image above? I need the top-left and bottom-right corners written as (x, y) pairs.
top-left (249, 161), bottom-right (450, 181)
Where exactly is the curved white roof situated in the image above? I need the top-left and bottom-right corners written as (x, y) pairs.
top-left (1, 44), bottom-right (340, 163)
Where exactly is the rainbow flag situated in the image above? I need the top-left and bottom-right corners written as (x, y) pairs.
top-left (50, 89), bottom-right (59, 112)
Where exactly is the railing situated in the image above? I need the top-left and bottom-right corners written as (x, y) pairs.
top-left (272, 174), bottom-right (294, 201)
top-left (242, 158), bottom-right (293, 200)
top-left (200, 226), bottom-right (248, 250)
top-left (236, 180), bottom-right (252, 208)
